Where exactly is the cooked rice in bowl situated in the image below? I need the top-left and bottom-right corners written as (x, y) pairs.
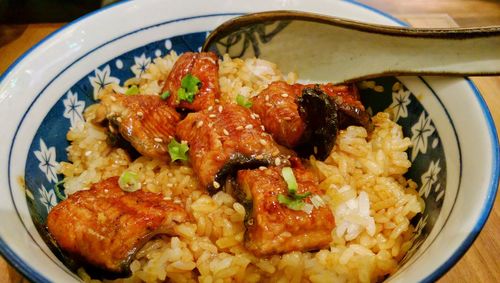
top-left (59, 52), bottom-right (423, 283)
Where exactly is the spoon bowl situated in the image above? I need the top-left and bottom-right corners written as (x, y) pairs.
top-left (203, 10), bottom-right (500, 84)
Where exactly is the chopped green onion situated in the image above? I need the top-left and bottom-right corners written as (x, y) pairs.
top-left (278, 167), bottom-right (312, 211)
top-left (118, 171), bottom-right (141, 192)
top-left (177, 74), bottom-right (201, 103)
top-left (310, 194), bottom-right (326, 208)
top-left (277, 194), bottom-right (305, 211)
top-left (54, 179), bottom-right (67, 200)
top-left (125, 85), bottom-right (139, 96)
top-left (236, 94), bottom-right (252, 108)
top-left (282, 167), bottom-right (298, 193)
top-left (168, 139), bottom-right (189, 161)
top-left (160, 90), bottom-right (171, 100)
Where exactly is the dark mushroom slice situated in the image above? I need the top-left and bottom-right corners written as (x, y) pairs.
top-left (316, 83), bottom-right (373, 131)
top-left (176, 103), bottom-right (288, 193)
top-left (46, 176), bottom-right (187, 279)
top-left (163, 52), bottom-right (220, 112)
top-left (296, 85), bottom-right (339, 160)
top-left (99, 93), bottom-right (180, 159)
top-left (236, 162), bottom-right (335, 256)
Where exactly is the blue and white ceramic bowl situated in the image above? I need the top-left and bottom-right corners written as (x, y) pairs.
top-left (0, 0), bottom-right (498, 282)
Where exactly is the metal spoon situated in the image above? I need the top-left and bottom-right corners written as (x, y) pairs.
top-left (202, 11), bottom-right (500, 84)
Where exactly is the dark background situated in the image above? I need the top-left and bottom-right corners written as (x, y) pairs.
top-left (0, 0), bottom-right (118, 23)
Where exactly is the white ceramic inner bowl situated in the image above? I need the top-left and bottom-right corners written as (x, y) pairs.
top-left (0, 0), bottom-right (497, 282)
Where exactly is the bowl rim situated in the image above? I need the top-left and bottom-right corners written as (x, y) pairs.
top-left (0, 1), bottom-right (498, 282)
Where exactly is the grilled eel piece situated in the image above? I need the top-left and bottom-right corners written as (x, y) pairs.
top-left (163, 51), bottom-right (220, 112)
top-left (98, 93), bottom-right (180, 159)
top-left (46, 176), bottom-right (187, 278)
top-left (236, 161), bottom-right (335, 256)
top-left (251, 81), bottom-right (372, 160)
top-left (176, 103), bottom-right (290, 192)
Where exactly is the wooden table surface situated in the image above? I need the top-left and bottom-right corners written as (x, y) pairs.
top-left (0, 0), bottom-right (498, 282)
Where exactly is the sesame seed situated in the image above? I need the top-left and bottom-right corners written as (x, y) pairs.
top-left (265, 103), bottom-right (273, 107)
top-left (116, 117), bottom-right (122, 123)
top-left (223, 129), bottom-right (229, 136)
top-left (283, 117), bottom-right (292, 121)
top-left (137, 111), bottom-right (144, 118)
top-left (281, 93), bottom-right (289, 98)
top-left (275, 157), bottom-right (281, 166)
top-left (208, 122), bottom-right (214, 128)
top-left (265, 95), bottom-right (269, 101)
top-left (255, 154), bottom-right (263, 160)
top-left (254, 113), bottom-right (260, 118)
top-left (215, 99), bottom-right (220, 103)
top-left (208, 106), bottom-right (213, 111)
top-left (110, 96), bottom-right (117, 101)
top-left (236, 126), bottom-right (244, 130)
top-left (260, 125), bottom-right (265, 131)
top-left (314, 146), bottom-right (318, 154)
top-left (218, 105), bottom-right (223, 113)
top-left (196, 120), bottom-right (204, 128)
top-left (181, 140), bottom-right (188, 144)
top-left (245, 124), bottom-right (253, 129)
top-left (250, 113), bottom-right (257, 119)
top-left (259, 166), bottom-right (267, 170)
top-left (209, 114), bottom-right (217, 118)
top-left (166, 183), bottom-right (174, 188)
top-left (261, 132), bottom-right (267, 137)
top-left (213, 181), bottom-right (221, 189)
top-left (259, 139), bottom-right (267, 145)
top-left (85, 150), bottom-right (92, 156)
top-left (154, 137), bottom-right (163, 143)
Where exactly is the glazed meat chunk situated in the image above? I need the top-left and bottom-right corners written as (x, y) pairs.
top-left (250, 81), bottom-right (304, 148)
top-left (176, 103), bottom-right (285, 191)
top-left (252, 82), bottom-right (339, 159)
top-left (251, 81), bottom-right (372, 159)
top-left (237, 164), bottom-right (335, 256)
top-left (163, 52), bottom-right (220, 111)
top-left (100, 93), bottom-right (180, 159)
top-left (46, 176), bottom-right (187, 277)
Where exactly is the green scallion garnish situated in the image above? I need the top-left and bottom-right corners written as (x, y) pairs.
top-left (54, 179), bottom-right (67, 200)
top-left (278, 167), bottom-right (312, 212)
top-left (125, 85), bottom-right (139, 96)
top-left (177, 74), bottom-right (201, 103)
top-left (168, 139), bottom-right (189, 161)
top-left (118, 171), bottom-right (141, 192)
top-left (236, 94), bottom-right (252, 108)
top-left (160, 90), bottom-right (171, 100)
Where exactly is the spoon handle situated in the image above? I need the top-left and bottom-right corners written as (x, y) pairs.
top-left (203, 11), bottom-right (500, 84)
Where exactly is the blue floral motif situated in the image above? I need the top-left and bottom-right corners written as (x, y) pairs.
top-left (389, 88), bottom-right (411, 122)
top-left (410, 112), bottom-right (436, 161)
top-left (130, 53), bottom-right (152, 78)
top-left (38, 185), bottom-right (58, 213)
top-left (88, 65), bottom-right (120, 100)
top-left (435, 183), bottom-right (444, 202)
top-left (33, 139), bottom-right (59, 183)
top-left (62, 90), bottom-right (85, 127)
top-left (419, 159), bottom-right (441, 198)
